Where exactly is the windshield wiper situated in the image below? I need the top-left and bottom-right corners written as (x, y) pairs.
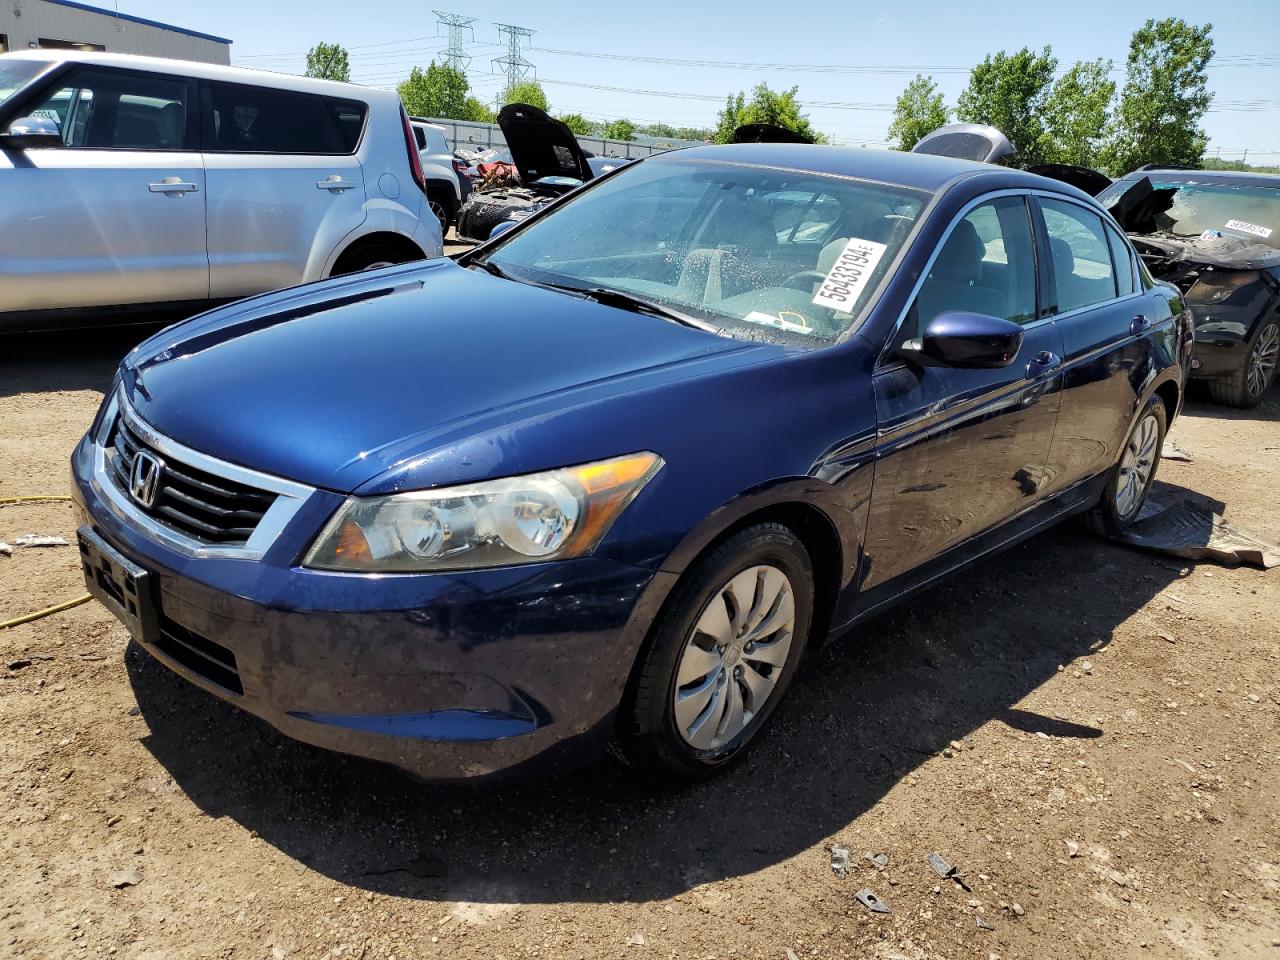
top-left (470, 259), bottom-right (515, 280)
top-left (575, 287), bottom-right (724, 334)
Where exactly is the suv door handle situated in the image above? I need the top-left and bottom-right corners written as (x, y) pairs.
top-left (1027, 350), bottom-right (1063, 376)
top-left (1131, 314), bottom-right (1151, 336)
top-left (148, 178), bottom-right (199, 195)
top-left (317, 176), bottom-right (356, 192)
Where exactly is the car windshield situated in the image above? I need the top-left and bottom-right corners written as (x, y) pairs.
top-left (477, 156), bottom-right (928, 345)
top-left (1099, 177), bottom-right (1280, 250)
top-left (0, 59), bottom-right (51, 109)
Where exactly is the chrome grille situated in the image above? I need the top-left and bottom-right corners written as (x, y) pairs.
top-left (107, 415), bottom-right (277, 547)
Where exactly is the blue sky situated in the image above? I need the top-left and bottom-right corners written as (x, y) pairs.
top-left (112, 0), bottom-right (1279, 158)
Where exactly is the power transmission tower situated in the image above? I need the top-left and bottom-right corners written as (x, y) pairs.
top-left (433, 10), bottom-right (476, 72)
top-left (492, 23), bottom-right (536, 90)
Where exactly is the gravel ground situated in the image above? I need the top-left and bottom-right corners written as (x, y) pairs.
top-left (1, 316), bottom-right (1278, 960)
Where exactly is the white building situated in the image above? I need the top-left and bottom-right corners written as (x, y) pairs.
top-left (0, 0), bottom-right (230, 65)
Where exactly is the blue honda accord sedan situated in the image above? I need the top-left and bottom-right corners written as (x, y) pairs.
top-left (71, 144), bottom-right (1190, 783)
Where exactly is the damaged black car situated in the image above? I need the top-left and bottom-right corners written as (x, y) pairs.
top-left (1097, 169), bottom-right (1280, 407)
top-left (455, 104), bottom-right (630, 242)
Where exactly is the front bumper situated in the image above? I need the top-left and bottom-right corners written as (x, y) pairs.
top-left (71, 433), bottom-right (671, 783)
top-left (1189, 329), bottom-right (1249, 380)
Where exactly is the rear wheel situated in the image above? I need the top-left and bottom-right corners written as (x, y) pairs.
top-left (329, 241), bottom-right (418, 277)
top-left (426, 185), bottom-right (457, 231)
top-left (615, 523), bottom-right (812, 782)
top-left (1206, 321), bottom-right (1279, 408)
top-left (1084, 396), bottom-right (1166, 536)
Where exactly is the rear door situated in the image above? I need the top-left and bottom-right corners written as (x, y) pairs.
top-left (0, 66), bottom-right (206, 311)
top-left (864, 194), bottom-right (1065, 589)
top-left (202, 82), bottom-right (368, 299)
top-left (1035, 195), bottom-right (1159, 492)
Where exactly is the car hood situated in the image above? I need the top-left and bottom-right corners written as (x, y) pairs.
top-left (122, 260), bottom-right (757, 493)
top-left (498, 102), bottom-right (593, 185)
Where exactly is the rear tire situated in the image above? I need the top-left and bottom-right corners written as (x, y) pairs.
top-left (1083, 396), bottom-right (1166, 537)
top-left (426, 185), bottom-right (457, 230)
top-left (329, 241), bottom-right (418, 277)
top-left (1205, 321), bottom-right (1279, 408)
top-left (614, 523), bottom-right (813, 783)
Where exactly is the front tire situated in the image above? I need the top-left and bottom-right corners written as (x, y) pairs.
top-left (615, 523), bottom-right (813, 782)
top-left (1084, 396), bottom-right (1166, 536)
top-left (1206, 321), bottom-right (1279, 408)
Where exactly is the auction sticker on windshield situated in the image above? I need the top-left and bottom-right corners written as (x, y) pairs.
top-left (1224, 219), bottom-right (1272, 240)
top-left (812, 238), bottom-right (888, 311)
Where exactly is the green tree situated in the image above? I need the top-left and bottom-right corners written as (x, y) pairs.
top-left (956, 46), bottom-right (1058, 165)
top-left (603, 118), bottom-right (636, 141)
top-left (304, 42), bottom-right (350, 83)
top-left (1041, 59), bottom-right (1115, 167)
top-left (1102, 18), bottom-right (1214, 174)
top-left (558, 113), bottom-right (591, 135)
top-left (500, 81), bottom-right (549, 112)
top-left (887, 74), bottom-right (950, 150)
top-left (713, 84), bottom-right (824, 144)
top-left (397, 63), bottom-right (471, 119)
top-left (463, 97), bottom-right (495, 123)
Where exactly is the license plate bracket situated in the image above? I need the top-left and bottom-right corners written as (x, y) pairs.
top-left (77, 525), bottom-right (158, 645)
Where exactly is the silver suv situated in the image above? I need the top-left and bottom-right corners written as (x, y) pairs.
top-left (411, 119), bottom-right (464, 230)
top-left (0, 52), bottom-right (443, 330)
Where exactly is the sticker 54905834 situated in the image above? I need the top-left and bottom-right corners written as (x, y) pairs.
top-left (812, 238), bottom-right (889, 311)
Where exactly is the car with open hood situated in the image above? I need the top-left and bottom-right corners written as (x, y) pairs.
top-left (1097, 168), bottom-right (1280, 406)
top-left (71, 143), bottom-right (1188, 785)
top-left (455, 103), bottom-right (597, 241)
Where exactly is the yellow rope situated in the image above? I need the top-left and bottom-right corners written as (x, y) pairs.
top-left (0, 593), bottom-right (93, 630)
top-left (0, 495), bottom-right (87, 628)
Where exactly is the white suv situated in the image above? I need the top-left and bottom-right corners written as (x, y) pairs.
top-left (0, 51), bottom-right (442, 330)
top-left (411, 120), bottom-right (464, 230)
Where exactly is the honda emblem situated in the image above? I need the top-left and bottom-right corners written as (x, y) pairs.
top-left (129, 451), bottom-right (164, 509)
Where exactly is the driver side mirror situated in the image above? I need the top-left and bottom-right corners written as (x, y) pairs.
top-left (0, 116), bottom-right (63, 149)
top-left (901, 311), bottom-right (1023, 369)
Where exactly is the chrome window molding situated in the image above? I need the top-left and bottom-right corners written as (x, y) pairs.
top-left (90, 388), bottom-right (317, 561)
top-left (877, 187), bottom-right (1147, 368)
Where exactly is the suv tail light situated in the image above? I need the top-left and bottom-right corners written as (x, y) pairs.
top-left (400, 108), bottom-right (428, 195)
top-left (452, 157), bottom-right (468, 176)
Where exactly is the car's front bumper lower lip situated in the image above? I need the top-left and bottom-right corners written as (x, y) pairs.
top-left (71, 435), bottom-right (672, 783)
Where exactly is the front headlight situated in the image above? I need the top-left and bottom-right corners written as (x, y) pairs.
top-left (303, 452), bottom-right (663, 572)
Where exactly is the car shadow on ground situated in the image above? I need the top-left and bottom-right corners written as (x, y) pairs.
top-left (1, 325), bottom-right (168, 399)
top-left (125, 480), bottom-right (1215, 906)
top-left (1179, 380), bottom-right (1280, 424)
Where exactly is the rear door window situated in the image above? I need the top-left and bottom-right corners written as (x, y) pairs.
top-left (1041, 198), bottom-right (1118, 312)
top-left (24, 68), bottom-right (191, 149)
top-left (1105, 223), bottom-right (1137, 297)
top-left (205, 83), bottom-right (367, 154)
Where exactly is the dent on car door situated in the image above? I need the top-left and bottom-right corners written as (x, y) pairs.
top-left (862, 195), bottom-right (1065, 592)
top-left (202, 82), bottom-right (367, 298)
top-left (0, 67), bottom-right (207, 312)
top-left (1035, 195), bottom-right (1163, 493)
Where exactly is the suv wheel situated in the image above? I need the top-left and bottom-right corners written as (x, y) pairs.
top-left (615, 523), bottom-right (812, 782)
top-left (330, 242), bottom-right (416, 276)
top-left (1207, 321), bottom-right (1279, 408)
top-left (1084, 396), bottom-right (1166, 536)
top-left (426, 185), bottom-right (456, 230)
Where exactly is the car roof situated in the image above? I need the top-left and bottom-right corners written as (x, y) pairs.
top-left (1114, 167), bottom-right (1280, 187)
top-left (0, 50), bottom-right (394, 103)
top-left (668, 142), bottom-right (1081, 196)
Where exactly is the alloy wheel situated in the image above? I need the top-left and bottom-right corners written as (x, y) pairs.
top-left (672, 565), bottom-right (795, 750)
top-left (428, 199), bottom-right (449, 226)
top-left (1247, 324), bottom-right (1279, 399)
top-left (1115, 413), bottom-right (1160, 517)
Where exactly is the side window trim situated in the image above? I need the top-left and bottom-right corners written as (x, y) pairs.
top-left (26, 64), bottom-right (197, 151)
top-left (876, 188), bottom-right (1037, 370)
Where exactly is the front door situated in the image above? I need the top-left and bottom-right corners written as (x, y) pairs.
top-left (863, 195), bottom-right (1064, 590)
top-left (0, 66), bottom-right (206, 311)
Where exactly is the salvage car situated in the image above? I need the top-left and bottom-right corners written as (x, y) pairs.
top-left (0, 51), bottom-right (441, 331)
top-left (72, 145), bottom-right (1189, 784)
top-left (1097, 169), bottom-right (1280, 406)
top-left (455, 103), bottom-right (632, 241)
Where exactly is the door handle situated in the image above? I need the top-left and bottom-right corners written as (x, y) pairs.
top-left (148, 178), bottom-right (199, 195)
top-left (1026, 350), bottom-right (1063, 376)
top-left (317, 176), bottom-right (356, 192)
top-left (1131, 314), bottom-right (1151, 336)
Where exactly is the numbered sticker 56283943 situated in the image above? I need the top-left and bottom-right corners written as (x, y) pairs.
top-left (811, 238), bottom-right (889, 312)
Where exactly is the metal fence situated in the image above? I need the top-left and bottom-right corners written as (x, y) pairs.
top-left (419, 117), bottom-right (678, 159)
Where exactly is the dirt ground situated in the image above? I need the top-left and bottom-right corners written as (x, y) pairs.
top-left (1, 321), bottom-right (1278, 960)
